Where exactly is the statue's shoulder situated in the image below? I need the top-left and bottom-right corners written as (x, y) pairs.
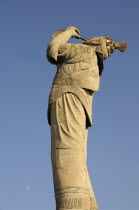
top-left (68, 43), bottom-right (94, 54)
top-left (59, 43), bottom-right (92, 55)
top-left (60, 43), bottom-right (91, 48)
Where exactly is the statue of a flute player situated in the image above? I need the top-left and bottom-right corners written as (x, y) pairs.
top-left (46, 26), bottom-right (127, 210)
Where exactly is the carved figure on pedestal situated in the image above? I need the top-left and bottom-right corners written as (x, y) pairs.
top-left (46, 26), bottom-right (127, 210)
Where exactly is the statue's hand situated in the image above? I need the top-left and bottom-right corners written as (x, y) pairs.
top-left (66, 26), bottom-right (80, 38)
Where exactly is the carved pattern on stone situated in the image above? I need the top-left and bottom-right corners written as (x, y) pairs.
top-left (56, 197), bottom-right (82, 209)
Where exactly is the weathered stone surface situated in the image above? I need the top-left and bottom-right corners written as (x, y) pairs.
top-left (46, 26), bottom-right (127, 210)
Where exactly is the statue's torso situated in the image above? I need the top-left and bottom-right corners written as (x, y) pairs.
top-left (50, 43), bottom-right (100, 96)
top-left (48, 43), bottom-right (100, 126)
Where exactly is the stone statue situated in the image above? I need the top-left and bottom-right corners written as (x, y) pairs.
top-left (46, 26), bottom-right (127, 210)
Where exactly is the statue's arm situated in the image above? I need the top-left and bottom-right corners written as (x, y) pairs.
top-left (95, 36), bottom-right (127, 75)
top-left (47, 26), bottom-right (80, 64)
top-left (95, 38), bottom-right (114, 60)
top-left (87, 36), bottom-right (127, 60)
top-left (84, 37), bottom-right (117, 75)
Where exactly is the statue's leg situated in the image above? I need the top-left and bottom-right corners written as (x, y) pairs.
top-left (51, 93), bottom-right (98, 210)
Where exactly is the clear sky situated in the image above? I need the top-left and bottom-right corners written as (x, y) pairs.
top-left (0, 0), bottom-right (139, 209)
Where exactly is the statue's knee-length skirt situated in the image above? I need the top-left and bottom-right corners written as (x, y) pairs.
top-left (51, 93), bottom-right (98, 210)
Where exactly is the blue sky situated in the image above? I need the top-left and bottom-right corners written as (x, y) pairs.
top-left (0, 0), bottom-right (139, 209)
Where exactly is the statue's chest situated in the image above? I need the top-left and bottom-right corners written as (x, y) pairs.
top-left (57, 44), bottom-right (98, 77)
top-left (59, 43), bottom-right (95, 58)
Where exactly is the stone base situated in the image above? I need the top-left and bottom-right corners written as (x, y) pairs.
top-left (55, 189), bottom-right (98, 210)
